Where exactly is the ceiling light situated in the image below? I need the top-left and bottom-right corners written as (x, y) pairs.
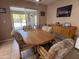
top-left (36, 0), bottom-right (41, 2)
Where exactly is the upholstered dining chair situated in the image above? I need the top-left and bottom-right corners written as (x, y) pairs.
top-left (37, 39), bottom-right (74, 59)
top-left (42, 26), bottom-right (52, 33)
top-left (23, 25), bottom-right (32, 31)
top-left (11, 31), bottom-right (30, 59)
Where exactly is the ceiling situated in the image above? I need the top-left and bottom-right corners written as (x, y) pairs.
top-left (25, 0), bottom-right (55, 5)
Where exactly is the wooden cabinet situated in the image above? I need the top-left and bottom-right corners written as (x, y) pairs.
top-left (52, 25), bottom-right (77, 38)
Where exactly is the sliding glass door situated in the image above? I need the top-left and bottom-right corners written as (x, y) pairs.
top-left (10, 7), bottom-right (39, 30)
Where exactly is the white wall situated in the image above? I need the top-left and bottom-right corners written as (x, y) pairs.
top-left (47, 0), bottom-right (79, 35)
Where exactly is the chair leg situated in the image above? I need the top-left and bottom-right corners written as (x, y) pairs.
top-left (20, 50), bottom-right (22, 59)
top-left (20, 57), bottom-right (22, 59)
top-left (20, 54), bottom-right (22, 59)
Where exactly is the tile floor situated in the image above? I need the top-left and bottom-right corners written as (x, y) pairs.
top-left (0, 40), bottom-right (79, 59)
top-left (0, 40), bottom-right (36, 59)
top-left (0, 41), bottom-right (12, 59)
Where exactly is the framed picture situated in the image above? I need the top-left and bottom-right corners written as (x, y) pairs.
top-left (57, 5), bottom-right (72, 17)
top-left (0, 8), bottom-right (6, 13)
top-left (40, 11), bottom-right (45, 16)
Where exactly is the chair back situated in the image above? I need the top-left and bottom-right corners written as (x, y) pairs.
top-left (42, 26), bottom-right (52, 33)
top-left (63, 39), bottom-right (74, 47)
top-left (48, 39), bottom-right (74, 59)
top-left (23, 25), bottom-right (32, 31)
top-left (12, 31), bottom-right (25, 48)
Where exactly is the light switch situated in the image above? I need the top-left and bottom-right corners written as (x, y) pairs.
top-left (3, 20), bottom-right (6, 24)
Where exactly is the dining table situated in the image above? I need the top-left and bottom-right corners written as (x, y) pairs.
top-left (18, 29), bottom-right (54, 48)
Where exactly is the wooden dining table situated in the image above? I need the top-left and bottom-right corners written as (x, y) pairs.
top-left (18, 29), bottom-right (54, 48)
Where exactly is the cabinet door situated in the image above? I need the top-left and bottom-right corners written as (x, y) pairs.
top-left (69, 27), bottom-right (76, 38)
top-left (61, 28), bottom-right (70, 38)
top-left (53, 26), bottom-right (62, 34)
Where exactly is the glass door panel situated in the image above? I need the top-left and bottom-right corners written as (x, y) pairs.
top-left (12, 14), bottom-right (27, 30)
